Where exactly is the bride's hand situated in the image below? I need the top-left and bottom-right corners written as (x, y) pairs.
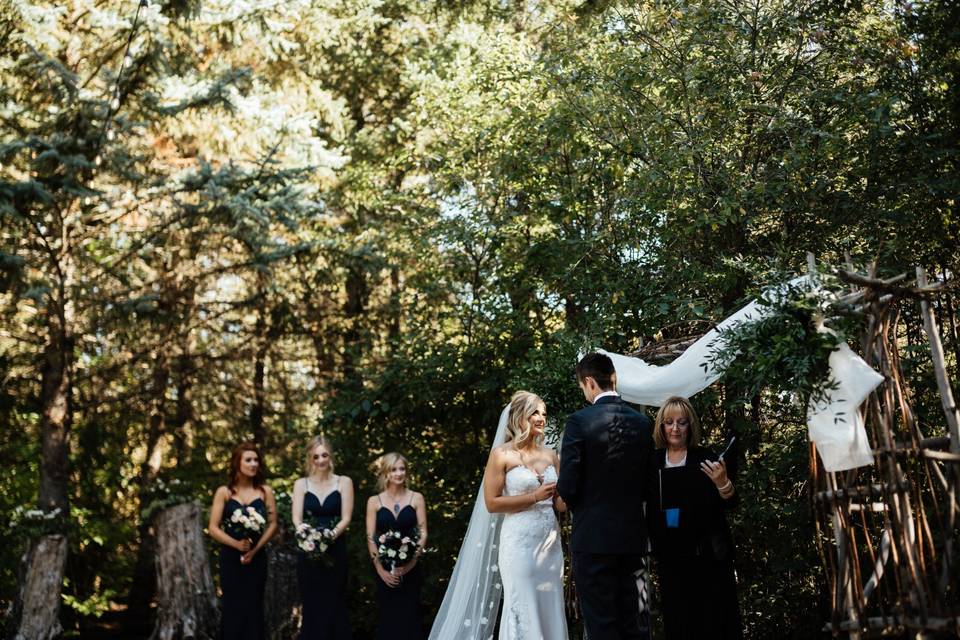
top-left (533, 482), bottom-right (556, 503)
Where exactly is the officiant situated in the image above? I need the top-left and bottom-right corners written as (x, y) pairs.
top-left (649, 396), bottom-right (742, 640)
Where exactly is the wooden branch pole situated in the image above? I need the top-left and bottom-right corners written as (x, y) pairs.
top-left (916, 268), bottom-right (960, 454)
top-left (916, 267), bottom-right (960, 614)
top-left (811, 264), bottom-right (960, 636)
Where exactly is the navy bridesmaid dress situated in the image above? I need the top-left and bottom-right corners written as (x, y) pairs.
top-left (220, 495), bottom-right (268, 640)
top-left (373, 497), bottom-right (425, 640)
top-left (298, 477), bottom-right (352, 639)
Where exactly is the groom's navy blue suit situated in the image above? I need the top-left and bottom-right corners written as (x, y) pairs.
top-left (558, 393), bottom-right (655, 640)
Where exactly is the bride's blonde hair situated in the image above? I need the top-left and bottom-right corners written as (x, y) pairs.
top-left (506, 391), bottom-right (545, 449)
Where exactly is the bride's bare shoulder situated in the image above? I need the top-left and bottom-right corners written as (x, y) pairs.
top-left (493, 443), bottom-right (515, 455)
top-left (488, 444), bottom-right (516, 465)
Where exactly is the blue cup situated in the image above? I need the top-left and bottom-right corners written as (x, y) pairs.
top-left (665, 508), bottom-right (680, 528)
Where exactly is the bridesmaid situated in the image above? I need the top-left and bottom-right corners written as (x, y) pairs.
top-left (292, 436), bottom-right (354, 639)
top-left (208, 442), bottom-right (278, 640)
top-left (365, 453), bottom-right (428, 640)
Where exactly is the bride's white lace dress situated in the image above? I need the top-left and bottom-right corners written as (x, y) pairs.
top-left (497, 464), bottom-right (568, 640)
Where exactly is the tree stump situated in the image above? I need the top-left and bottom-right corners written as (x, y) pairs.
top-left (264, 545), bottom-right (300, 640)
top-left (11, 534), bottom-right (68, 640)
top-left (150, 502), bottom-right (219, 640)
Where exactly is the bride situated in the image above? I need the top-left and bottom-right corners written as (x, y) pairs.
top-left (428, 391), bottom-right (568, 640)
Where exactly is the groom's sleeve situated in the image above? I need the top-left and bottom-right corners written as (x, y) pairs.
top-left (557, 414), bottom-right (583, 509)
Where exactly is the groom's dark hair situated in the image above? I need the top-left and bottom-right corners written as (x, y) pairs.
top-left (576, 353), bottom-right (616, 390)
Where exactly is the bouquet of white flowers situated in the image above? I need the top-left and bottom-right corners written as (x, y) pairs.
top-left (376, 528), bottom-right (420, 573)
top-left (296, 520), bottom-right (338, 564)
top-left (226, 505), bottom-right (266, 540)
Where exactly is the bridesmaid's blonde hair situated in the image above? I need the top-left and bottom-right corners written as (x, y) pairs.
top-left (304, 435), bottom-right (336, 475)
top-left (375, 452), bottom-right (409, 491)
top-left (506, 391), bottom-right (545, 449)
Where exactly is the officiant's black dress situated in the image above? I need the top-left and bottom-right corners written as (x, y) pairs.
top-left (373, 500), bottom-right (425, 640)
top-left (650, 447), bottom-right (742, 640)
top-left (298, 483), bottom-right (352, 640)
top-left (220, 496), bottom-right (268, 640)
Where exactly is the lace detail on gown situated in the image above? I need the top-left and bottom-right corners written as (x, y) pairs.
top-left (497, 465), bottom-right (568, 640)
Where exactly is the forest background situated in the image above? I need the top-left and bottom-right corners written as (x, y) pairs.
top-left (1, 0), bottom-right (958, 637)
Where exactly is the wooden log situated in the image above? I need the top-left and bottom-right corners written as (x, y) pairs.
top-left (922, 450), bottom-right (960, 463)
top-left (825, 614), bottom-right (960, 632)
top-left (150, 502), bottom-right (219, 640)
top-left (264, 545), bottom-right (300, 640)
top-left (839, 270), bottom-right (946, 299)
top-left (813, 481), bottom-right (911, 503)
top-left (11, 534), bottom-right (68, 640)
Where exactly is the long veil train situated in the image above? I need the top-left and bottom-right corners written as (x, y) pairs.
top-left (427, 405), bottom-right (510, 640)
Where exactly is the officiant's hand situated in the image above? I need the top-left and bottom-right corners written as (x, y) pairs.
top-left (700, 459), bottom-right (729, 488)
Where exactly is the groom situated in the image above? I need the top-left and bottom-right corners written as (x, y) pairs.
top-left (558, 352), bottom-right (655, 640)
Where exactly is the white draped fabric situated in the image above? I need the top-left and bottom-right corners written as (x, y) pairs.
top-left (603, 278), bottom-right (883, 472)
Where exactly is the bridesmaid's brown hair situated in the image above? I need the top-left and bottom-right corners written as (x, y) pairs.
top-left (228, 442), bottom-right (268, 492)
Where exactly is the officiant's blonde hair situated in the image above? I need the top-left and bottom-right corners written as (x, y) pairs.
top-left (506, 391), bottom-right (545, 449)
top-left (654, 396), bottom-right (702, 449)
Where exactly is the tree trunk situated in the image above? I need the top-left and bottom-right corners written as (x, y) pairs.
top-left (264, 546), bottom-right (300, 640)
top-left (9, 534), bottom-right (68, 640)
top-left (128, 352), bottom-right (170, 613)
top-left (388, 266), bottom-right (401, 344)
top-left (150, 502), bottom-right (219, 640)
top-left (16, 300), bottom-right (74, 638)
top-left (251, 310), bottom-right (268, 446)
top-left (39, 312), bottom-right (72, 513)
top-left (342, 263), bottom-right (368, 387)
top-left (172, 353), bottom-right (195, 466)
